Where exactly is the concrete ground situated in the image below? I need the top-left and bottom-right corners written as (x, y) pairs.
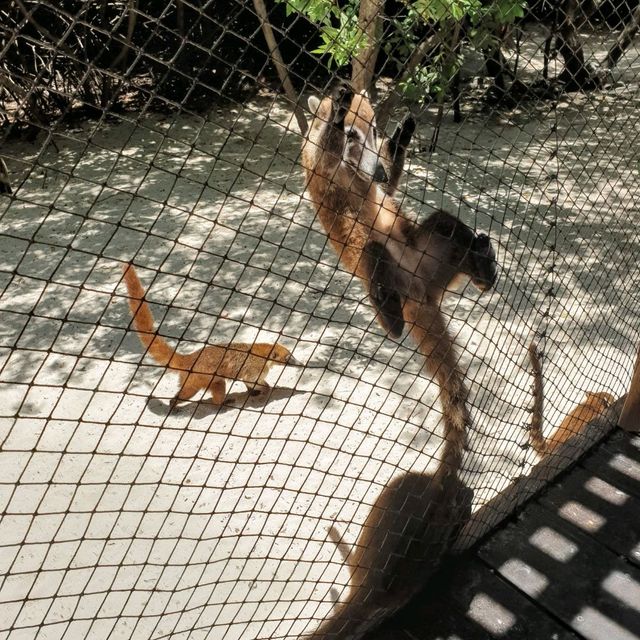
top-left (0, 26), bottom-right (638, 640)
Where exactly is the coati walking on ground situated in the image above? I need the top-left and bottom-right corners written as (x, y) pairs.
top-left (527, 342), bottom-right (614, 456)
top-left (122, 264), bottom-right (301, 405)
top-left (301, 84), bottom-right (497, 638)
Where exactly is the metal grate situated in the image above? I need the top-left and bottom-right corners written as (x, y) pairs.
top-left (0, 1), bottom-right (638, 638)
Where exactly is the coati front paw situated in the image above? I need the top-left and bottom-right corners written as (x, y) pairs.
top-left (470, 233), bottom-right (498, 291)
top-left (332, 82), bottom-right (353, 128)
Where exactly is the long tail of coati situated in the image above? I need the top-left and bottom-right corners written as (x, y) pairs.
top-left (405, 298), bottom-right (471, 486)
top-left (122, 264), bottom-right (178, 367)
top-left (527, 342), bottom-right (614, 456)
top-left (528, 342), bottom-right (547, 454)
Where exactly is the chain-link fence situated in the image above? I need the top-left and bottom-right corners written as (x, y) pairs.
top-left (0, 1), bottom-right (638, 638)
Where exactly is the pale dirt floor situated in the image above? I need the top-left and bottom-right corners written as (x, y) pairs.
top-left (0, 27), bottom-right (639, 640)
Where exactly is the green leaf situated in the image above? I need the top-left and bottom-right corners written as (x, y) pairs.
top-left (494, 0), bottom-right (526, 23)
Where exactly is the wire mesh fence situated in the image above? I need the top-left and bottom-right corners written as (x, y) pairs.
top-left (0, 0), bottom-right (638, 638)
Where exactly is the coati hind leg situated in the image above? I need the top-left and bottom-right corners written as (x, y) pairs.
top-left (412, 210), bottom-right (498, 293)
top-left (178, 372), bottom-right (215, 401)
top-left (169, 373), bottom-right (206, 408)
top-left (209, 376), bottom-right (226, 405)
top-left (361, 241), bottom-right (405, 338)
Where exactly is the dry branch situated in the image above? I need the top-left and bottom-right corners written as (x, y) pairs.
top-left (606, 4), bottom-right (640, 69)
top-left (111, 0), bottom-right (138, 70)
top-left (376, 30), bottom-right (439, 131)
top-left (252, 0), bottom-right (308, 135)
top-left (351, 0), bottom-right (383, 96)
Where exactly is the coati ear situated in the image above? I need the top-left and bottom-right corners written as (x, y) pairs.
top-left (307, 96), bottom-right (321, 114)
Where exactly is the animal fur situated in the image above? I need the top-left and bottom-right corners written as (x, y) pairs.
top-left (527, 342), bottom-right (614, 456)
top-left (311, 471), bottom-right (472, 639)
top-left (122, 264), bottom-right (300, 405)
top-left (301, 83), bottom-right (496, 639)
top-left (302, 82), bottom-right (496, 479)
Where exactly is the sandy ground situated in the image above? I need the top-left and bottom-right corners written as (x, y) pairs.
top-left (0, 26), bottom-right (639, 640)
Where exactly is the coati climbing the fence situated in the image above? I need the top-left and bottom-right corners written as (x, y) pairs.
top-left (302, 82), bottom-right (497, 444)
top-left (300, 83), bottom-right (497, 639)
top-left (122, 264), bottom-right (301, 405)
top-left (527, 342), bottom-right (614, 456)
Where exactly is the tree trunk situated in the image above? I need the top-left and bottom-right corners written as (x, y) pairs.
top-left (483, 25), bottom-right (512, 95)
top-left (252, 0), bottom-right (307, 135)
top-left (351, 0), bottom-right (383, 96)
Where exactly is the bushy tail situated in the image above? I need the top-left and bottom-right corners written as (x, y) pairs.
top-left (405, 299), bottom-right (470, 486)
top-left (122, 264), bottom-right (175, 366)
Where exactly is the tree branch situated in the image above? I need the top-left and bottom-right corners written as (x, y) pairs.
top-left (351, 0), bottom-right (383, 96)
top-left (606, 4), bottom-right (640, 70)
top-left (252, 0), bottom-right (308, 135)
top-left (376, 29), bottom-right (439, 131)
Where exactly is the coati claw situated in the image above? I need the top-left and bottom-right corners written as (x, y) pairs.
top-left (387, 115), bottom-right (416, 161)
